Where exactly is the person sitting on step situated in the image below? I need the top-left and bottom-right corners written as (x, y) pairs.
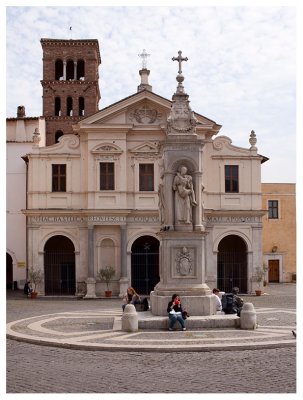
top-left (167, 294), bottom-right (186, 331)
top-left (122, 287), bottom-right (140, 311)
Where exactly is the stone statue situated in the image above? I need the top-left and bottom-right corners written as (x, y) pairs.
top-left (173, 165), bottom-right (197, 224)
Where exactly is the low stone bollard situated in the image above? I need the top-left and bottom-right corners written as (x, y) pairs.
top-left (240, 302), bottom-right (257, 330)
top-left (122, 304), bottom-right (138, 332)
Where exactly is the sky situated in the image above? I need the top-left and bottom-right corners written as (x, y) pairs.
top-left (4, 2), bottom-right (298, 184)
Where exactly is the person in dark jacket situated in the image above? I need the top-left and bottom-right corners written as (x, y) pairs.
top-left (167, 293), bottom-right (186, 331)
top-left (222, 287), bottom-right (244, 316)
top-left (232, 287), bottom-right (244, 316)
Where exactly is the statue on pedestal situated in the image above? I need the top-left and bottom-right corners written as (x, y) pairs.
top-left (173, 165), bottom-right (197, 224)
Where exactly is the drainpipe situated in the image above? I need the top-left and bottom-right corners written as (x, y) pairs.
top-left (21, 155), bottom-right (29, 281)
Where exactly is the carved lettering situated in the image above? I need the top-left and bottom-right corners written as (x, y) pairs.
top-left (207, 216), bottom-right (260, 223)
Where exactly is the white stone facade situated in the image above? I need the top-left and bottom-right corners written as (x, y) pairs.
top-left (22, 84), bottom-right (267, 296)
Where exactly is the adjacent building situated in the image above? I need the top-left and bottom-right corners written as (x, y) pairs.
top-left (6, 106), bottom-right (45, 289)
top-left (262, 183), bottom-right (296, 283)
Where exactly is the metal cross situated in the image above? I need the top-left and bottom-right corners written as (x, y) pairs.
top-left (172, 50), bottom-right (188, 74)
top-left (138, 49), bottom-right (150, 69)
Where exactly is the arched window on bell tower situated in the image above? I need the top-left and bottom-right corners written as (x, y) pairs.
top-left (55, 97), bottom-right (61, 116)
top-left (55, 130), bottom-right (64, 143)
top-left (77, 60), bottom-right (85, 80)
top-left (66, 60), bottom-right (74, 80)
top-left (67, 97), bottom-right (73, 116)
top-left (79, 97), bottom-right (85, 116)
top-left (55, 59), bottom-right (63, 80)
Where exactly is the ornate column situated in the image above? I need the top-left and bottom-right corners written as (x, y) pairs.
top-left (151, 50), bottom-right (214, 316)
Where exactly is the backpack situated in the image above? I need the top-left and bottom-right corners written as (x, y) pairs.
top-left (221, 294), bottom-right (237, 314)
top-left (141, 297), bottom-right (149, 311)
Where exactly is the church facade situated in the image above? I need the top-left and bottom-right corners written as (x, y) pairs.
top-left (22, 39), bottom-right (268, 297)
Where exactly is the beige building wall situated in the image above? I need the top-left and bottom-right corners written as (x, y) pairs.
top-left (6, 111), bottom-right (45, 289)
top-left (262, 183), bottom-right (296, 283)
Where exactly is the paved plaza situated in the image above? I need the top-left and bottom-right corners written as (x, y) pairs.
top-left (6, 284), bottom-right (297, 393)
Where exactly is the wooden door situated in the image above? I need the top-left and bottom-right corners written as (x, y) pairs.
top-left (268, 259), bottom-right (279, 282)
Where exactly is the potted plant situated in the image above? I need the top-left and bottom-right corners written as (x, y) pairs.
top-left (28, 267), bottom-right (44, 298)
top-left (97, 266), bottom-right (115, 297)
top-left (254, 266), bottom-right (266, 296)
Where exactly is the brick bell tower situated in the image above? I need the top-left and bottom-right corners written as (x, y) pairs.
top-left (40, 38), bottom-right (101, 145)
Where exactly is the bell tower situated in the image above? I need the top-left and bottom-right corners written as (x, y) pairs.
top-left (40, 38), bottom-right (101, 145)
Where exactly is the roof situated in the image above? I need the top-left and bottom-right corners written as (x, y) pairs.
top-left (6, 117), bottom-right (42, 121)
top-left (97, 88), bottom-right (220, 126)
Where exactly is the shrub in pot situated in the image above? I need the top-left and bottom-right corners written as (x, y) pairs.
top-left (28, 267), bottom-right (44, 298)
top-left (97, 266), bottom-right (115, 297)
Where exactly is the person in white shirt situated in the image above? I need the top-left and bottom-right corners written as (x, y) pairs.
top-left (212, 288), bottom-right (222, 311)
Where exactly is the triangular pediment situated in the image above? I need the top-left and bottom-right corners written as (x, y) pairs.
top-left (75, 90), bottom-right (219, 127)
top-left (129, 141), bottom-right (159, 155)
top-left (77, 90), bottom-right (171, 127)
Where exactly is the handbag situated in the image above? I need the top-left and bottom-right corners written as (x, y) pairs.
top-left (182, 310), bottom-right (189, 319)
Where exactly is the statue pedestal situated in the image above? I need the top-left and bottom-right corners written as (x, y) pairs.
top-left (150, 291), bottom-right (216, 316)
top-left (151, 230), bottom-right (216, 316)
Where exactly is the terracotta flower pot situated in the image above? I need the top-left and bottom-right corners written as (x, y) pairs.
top-left (105, 290), bottom-right (112, 298)
top-left (255, 290), bottom-right (262, 296)
top-left (31, 291), bottom-right (38, 299)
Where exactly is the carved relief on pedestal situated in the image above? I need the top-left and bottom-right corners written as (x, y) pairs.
top-left (175, 247), bottom-right (193, 276)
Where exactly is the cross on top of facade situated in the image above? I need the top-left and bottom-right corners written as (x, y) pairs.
top-left (138, 49), bottom-right (150, 69)
top-left (172, 50), bottom-right (188, 75)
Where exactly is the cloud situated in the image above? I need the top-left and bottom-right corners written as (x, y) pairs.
top-left (5, 5), bottom-right (296, 182)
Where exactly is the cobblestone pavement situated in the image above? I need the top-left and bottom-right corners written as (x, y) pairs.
top-left (6, 284), bottom-right (297, 394)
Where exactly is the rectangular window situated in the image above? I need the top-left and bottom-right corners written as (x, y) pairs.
top-left (225, 165), bottom-right (239, 193)
top-left (268, 200), bottom-right (279, 219)
top-left (52, 164), bottom-right (66, 192)
top-left (139, 164), bottom-right (154, 191)
top-left (100, 162), bottom-right (115, 190)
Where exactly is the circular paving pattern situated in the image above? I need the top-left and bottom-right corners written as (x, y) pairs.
top-left (6, 307), bottom-right (296, 352)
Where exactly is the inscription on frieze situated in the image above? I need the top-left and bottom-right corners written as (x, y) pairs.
top-left (29, 215), bottom-right (159, 224)
top-left (207, 216), bottom-right (261, 223)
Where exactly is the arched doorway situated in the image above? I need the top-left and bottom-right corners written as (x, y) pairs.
top-left (6, 253), bottom-right (13, 290)
top-left (44, 235), bottom-right (75, 295)
top-left (131, 236), bottom-right (159, 295)
top-left (217, 235), bottom-right (247, 293)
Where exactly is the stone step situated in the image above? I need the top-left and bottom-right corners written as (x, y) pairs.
top-left (137, 311), bottom-right (240, 330)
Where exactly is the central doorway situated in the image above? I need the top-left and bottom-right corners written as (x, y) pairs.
top-left (44, 235), bottom-right (76, 295)
top-left (217, 234), bottom-right (248, 293)
top-left (131, 235), bottom-right (159, 295)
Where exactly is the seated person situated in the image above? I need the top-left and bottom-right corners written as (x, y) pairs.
top-left (23, 281), bottom-right (32, 296)
top-left (167, 294), bottom-right (186, 331)
top-left (232, 287), bottom-right (244, 316)
top-left (222, 286), bottom-right (244, 316)
top-left (212, 288), bottom-right (222, 311)
top-left (122, 287), bottom-right (140, 311)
